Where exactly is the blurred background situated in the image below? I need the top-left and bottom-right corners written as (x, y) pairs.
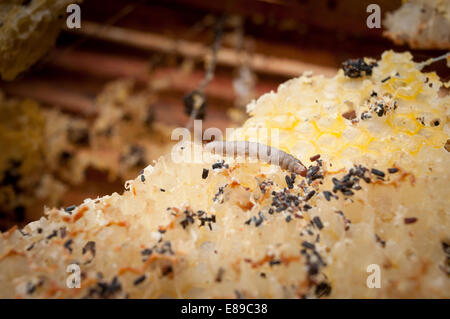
top-left (0, 0), bottom-right (449, 231)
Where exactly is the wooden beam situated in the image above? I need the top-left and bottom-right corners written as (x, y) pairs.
top-left (48, 49), bottom-right (277, 100)
top-left (67, 21), bottom-right (337, 78)
top-left (1, 80), bottom-right (97, 117)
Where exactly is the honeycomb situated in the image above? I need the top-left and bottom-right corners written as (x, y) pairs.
top-left (383, 0), bottom-right (450, 49)
top-left (0, 51), bottom-right (448, 298)
top-left (0, 0), bottom-right (79, 80)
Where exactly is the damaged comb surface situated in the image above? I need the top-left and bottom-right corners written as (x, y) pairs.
top-left (0, 51), bottom-right (448, 298)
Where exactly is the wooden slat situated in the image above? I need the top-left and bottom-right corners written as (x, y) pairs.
top-left (1, 80), bottom-right (96, 117)
top-left (48, 49), bottom-right (278, 102)
top-left (67, 21), bottom-right (337, 78)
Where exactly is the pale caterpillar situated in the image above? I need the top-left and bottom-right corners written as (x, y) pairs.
top-left (204, 141), bottom-right (307, 177)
